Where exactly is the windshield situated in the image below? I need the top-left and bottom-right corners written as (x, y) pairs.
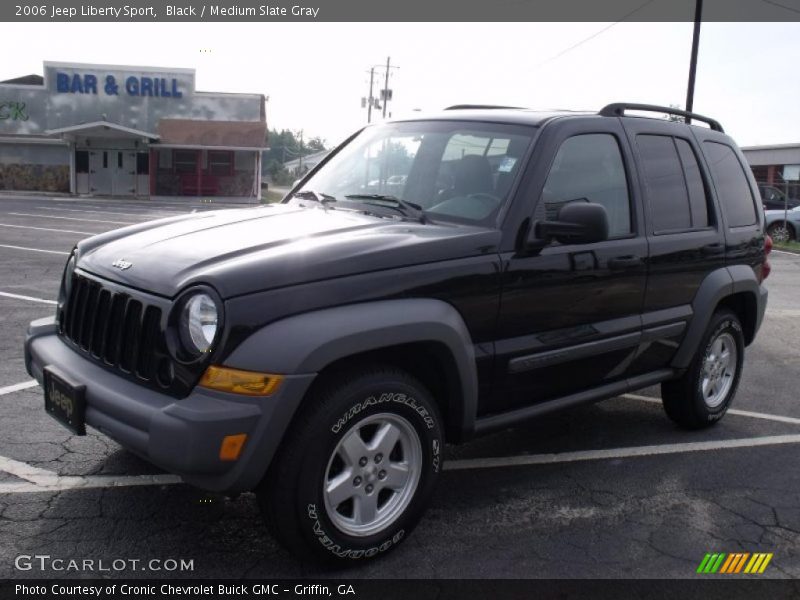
top-left (290, 120), bottom-right (536, 224)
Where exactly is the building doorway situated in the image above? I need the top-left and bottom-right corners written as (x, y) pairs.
top-left (77, 149), bottom-right (145, 196)
top-left (86, 149), bottom-right (136, 196)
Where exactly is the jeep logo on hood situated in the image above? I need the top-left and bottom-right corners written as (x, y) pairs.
top-left (111, 259), bottom-right (132, 270)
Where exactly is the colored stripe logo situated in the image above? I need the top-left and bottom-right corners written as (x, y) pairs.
top-left (697, 552), bottom-right (773, 574)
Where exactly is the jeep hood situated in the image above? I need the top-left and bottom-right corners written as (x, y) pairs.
top-left (76, 204), bottom-right (499, 298)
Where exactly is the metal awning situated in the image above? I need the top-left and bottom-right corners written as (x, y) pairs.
top-left (45, 121), bottom-right (160, 140)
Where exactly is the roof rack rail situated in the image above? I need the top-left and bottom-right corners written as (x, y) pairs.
top-left (444, 104), bottom-right (524, 111)
top-left (599, 103), bottom-right (724, 133)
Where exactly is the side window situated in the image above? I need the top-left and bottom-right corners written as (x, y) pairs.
top-left (675, 139), bottom-right (709, 228)
top-left (541, 134), bottom-right (632, 238)
top-left (703, 141), bottom-right (757, 227)
top-left (636, 135), bottom-right (711, 232)
top-left (636, 135), bottom-right (691, 232)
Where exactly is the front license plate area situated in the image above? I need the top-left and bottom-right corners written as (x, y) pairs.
top-left (43, 366), bottom-right (86, 435)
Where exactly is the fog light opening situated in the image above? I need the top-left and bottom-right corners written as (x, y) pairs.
top-left (199, 365), bottom-right (283, 396)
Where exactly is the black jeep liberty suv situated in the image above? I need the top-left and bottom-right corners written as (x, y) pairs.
top-left (25, 103), bottom-right (770, 563)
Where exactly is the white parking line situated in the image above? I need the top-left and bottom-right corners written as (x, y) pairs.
top-left (767, 308), bottom-right (800, 318)
top-left (624, 393), bottom-right (800, 426)
top-left (444, 433), bottom-right (800, 471)
top-left (0, 454), bottom-right (181, 494)
top-left (35, 206), bottom-right (181, 219)
top-left (4, 432), bottom-right (800, 493)
top-left (0, 223), bottom-right (92, 235)
top-left (39, 197), bottom-right (222, 210)
top-left (0, 243), bottom-right (69, 256)
top-left (2, 385), bottom-right (799, 493)
top-left (8, 212), bottom-right (136, 226)
top-left (0, 291), bottom-right (57, 305)
top-left (0, 380), bottom-right (38, 395)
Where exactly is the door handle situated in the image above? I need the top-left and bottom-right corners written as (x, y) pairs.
top-left (702, 243), bottom-right (724, 256)
top-left (608, 255), bottom-right (643, 270)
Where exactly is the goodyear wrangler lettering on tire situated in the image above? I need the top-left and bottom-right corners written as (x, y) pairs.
top-left (331, 392), bottom-right (435, 433)
top-left (259, 368), bottom-right (442, 563)
top-left (306, 504), bottom-right (405, 559)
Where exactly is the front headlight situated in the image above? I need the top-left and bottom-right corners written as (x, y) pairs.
top-left (59, 252), bottom-right (76, 308)
top-left (179, 293), bottom-right (219, 355)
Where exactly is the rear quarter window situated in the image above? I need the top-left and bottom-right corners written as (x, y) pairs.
top-left (702, 141), bottom-right (757, 228)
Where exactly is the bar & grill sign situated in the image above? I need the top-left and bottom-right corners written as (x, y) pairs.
top-left (56, 72), bottom-right (184, 98)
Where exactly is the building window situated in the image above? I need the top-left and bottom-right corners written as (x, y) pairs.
top-left (75, 151), bottom-right (89, 174)
top-left (102, 151), bottom-right (108, 169)
top-left (207, 150), bottom-right (233, 176)
top-left (173, 150), bottom-right (198, 174)
top-left (137, 152), bottom-right (149, 175)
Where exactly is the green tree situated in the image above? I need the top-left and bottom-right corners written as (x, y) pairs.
top-left (664, 104), bottom-right (685, 122)
top-left (262, 129), bottom-right (327, 179)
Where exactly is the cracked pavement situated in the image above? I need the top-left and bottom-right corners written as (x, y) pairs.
top-left (1, 196), bottom-right (799, 579)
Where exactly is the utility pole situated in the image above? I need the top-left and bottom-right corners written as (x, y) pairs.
top-left (381, 56), bottom-right (391, 118)
top-left (685, 0), bottom-right (703, 123)
top-left (362, 60), bottom-right (399, 123)
top-left (297, 129), bottom-right (304, 175)
top-left (367, 67), bottom-right (376, 123)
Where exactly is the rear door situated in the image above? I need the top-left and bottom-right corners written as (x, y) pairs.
top-left (490, 117), bottom-right (648, 415)
top-left (621, 119), bottom-right (726, 373)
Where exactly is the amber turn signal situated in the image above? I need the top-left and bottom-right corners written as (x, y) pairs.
top-left (219, 433), bottom-right (248, 461)
top-left (199, 365), bottom-right (283, 396)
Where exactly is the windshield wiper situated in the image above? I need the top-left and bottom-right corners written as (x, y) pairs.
top-left (292, 189), bottom-right (336, 203)
top-left (343, 194), bottom-right (426, 223)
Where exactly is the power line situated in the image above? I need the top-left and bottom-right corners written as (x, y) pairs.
top-left (534, 0), bottom-right (659, 70)
top-left (760, 0), bottom-right (800, 15)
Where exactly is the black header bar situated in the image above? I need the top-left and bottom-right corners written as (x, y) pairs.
top-left (3, 0), bottom-right (800, 22)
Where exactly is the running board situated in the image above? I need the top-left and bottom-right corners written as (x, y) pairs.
top-left (474, 369), bottom-right (675, 435)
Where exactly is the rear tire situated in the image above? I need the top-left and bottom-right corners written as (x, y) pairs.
top-left (767, 221), bottom-right (794, 243)
top-left (661, 309), bottom-right (744, 429)
top-left (257, 366), bottom-right (443, 564)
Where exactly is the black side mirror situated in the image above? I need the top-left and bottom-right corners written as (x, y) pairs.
top-left (530, 200), bottom-right (609, 246)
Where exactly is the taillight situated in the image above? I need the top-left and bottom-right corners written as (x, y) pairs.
top-left (762, 235), bottom-right (773, 281)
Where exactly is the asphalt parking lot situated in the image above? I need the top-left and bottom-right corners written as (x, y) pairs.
top-left (0, 194), bottom-right (799, 580)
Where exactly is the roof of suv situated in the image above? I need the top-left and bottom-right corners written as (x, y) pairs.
top-left (391, 108), bottom-right (589, 127)
top-left (389, 103), bottom-right (725, 133)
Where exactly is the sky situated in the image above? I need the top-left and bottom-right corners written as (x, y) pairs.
top-left (2, 21), bottom-right (799, 148)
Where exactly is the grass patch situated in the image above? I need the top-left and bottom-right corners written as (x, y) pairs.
top-left (261, 189), bottom-right (285, 204)
top-left (775, 240), bottom-right (800, 254)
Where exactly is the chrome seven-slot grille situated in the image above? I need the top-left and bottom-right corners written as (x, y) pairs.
top-left (58, 272), bottom-right (168, 387)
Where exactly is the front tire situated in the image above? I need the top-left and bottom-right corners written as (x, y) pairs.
top-left (661, 309), bottom-right (745, 429)
top-left (258, 366), bottom-right (443, 564)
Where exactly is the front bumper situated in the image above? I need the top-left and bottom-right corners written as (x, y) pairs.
top-left (24, 316), bottom-right (316, 492)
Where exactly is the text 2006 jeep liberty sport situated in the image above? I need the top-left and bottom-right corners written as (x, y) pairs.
top-left (25, 104), bottom-right (769, 563)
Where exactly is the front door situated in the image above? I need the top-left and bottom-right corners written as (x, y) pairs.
top-left (112, 150), bottom-right (136, 196)
top-left (490, 118), bottom-right (648, 415)
top-left (89, 150), bottom-right (112, 195)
